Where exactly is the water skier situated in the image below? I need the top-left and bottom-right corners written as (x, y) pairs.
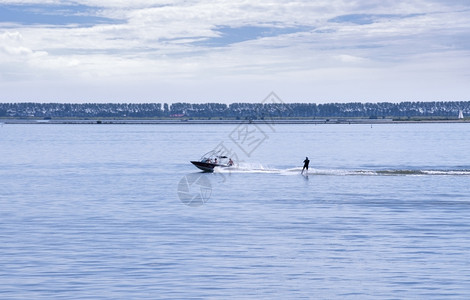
top-left (301, 157), bottom-right (310, 175)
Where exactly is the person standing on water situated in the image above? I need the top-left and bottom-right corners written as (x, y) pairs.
top-left (302, 157), bottom-right (310, 174)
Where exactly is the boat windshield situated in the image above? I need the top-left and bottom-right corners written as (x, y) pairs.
top-left (199, 150), bottom-right (231, 165)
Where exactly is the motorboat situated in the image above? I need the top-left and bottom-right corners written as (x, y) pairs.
top-left (191, 150), bottom-right (234, 172)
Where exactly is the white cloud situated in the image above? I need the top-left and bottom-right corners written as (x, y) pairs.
top-left (0, 31), bottom-right (47, 61)
top-left (0, 0), bottom-right (469, 102)
top-left (336, 54), bottom-right (366, 63)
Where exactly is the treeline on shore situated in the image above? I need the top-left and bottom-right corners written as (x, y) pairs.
top-left (0, 101), bottom-right (468, 119)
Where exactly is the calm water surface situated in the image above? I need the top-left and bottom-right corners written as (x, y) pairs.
top-left (1, 123), bottom-right (470, 299)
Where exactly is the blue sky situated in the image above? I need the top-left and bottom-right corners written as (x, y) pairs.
top-left (0, 0), bottom-right (469, 103)
top-left (0, 3), bottom-right (120, 26)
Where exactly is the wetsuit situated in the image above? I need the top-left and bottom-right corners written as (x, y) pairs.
top-left (302, 157), bottom-right (310, 173)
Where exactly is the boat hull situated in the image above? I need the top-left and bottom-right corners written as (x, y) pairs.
top-left (190, 161), bottom-right (219, 172)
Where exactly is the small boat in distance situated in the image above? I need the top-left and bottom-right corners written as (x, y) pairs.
top-left (191, 150), bottom-right (234, 172)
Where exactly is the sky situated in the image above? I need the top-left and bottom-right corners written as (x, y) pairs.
top-left (0, 0), bottom-right (469, 103)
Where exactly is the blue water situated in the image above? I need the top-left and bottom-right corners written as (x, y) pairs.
top-left (1, 123), bottom-right (470, 299)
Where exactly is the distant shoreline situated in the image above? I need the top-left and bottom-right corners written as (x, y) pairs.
top-left (2, 102), bottom-right (468, 121)
top-left (1, 118), bottom-right (469, 125)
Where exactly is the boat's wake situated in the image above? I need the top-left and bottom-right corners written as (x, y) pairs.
top-left (306, 169), bottom-right (470, 176)
top-left (214, 163), bottom-right (470, 176)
